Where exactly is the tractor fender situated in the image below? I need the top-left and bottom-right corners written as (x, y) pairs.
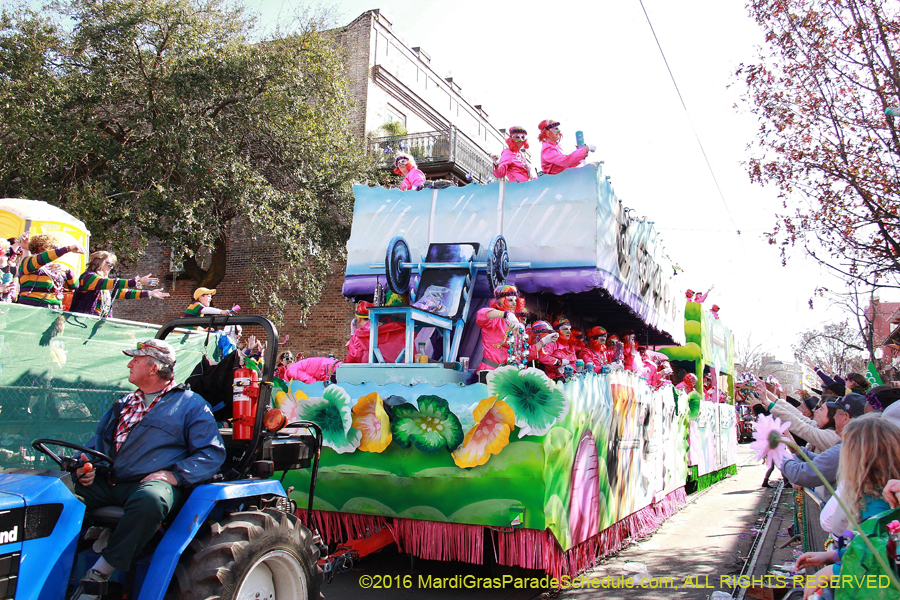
top-left (137, 478), bottom-right (286, 600)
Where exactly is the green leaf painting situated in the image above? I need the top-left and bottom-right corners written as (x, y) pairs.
top-left (391, 395), bottom-right (464, 454)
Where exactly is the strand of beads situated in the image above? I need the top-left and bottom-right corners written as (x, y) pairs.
top-left (504, 323), bottom-right (529, 369)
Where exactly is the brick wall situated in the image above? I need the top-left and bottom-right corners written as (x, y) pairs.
top-left (330, 11), bottom-right (373, 142)
top-left (112, 229), bottom-right (355, 360)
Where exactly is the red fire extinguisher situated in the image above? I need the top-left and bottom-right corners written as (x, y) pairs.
top-left (232, 367), bottom-right (259, 440)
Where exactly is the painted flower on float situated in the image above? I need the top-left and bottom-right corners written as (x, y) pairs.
top-left (487, 366), bottom-right (569, 437)
top-left (391, 395), bottom-right (463, 454)
top-left (272, 380), bottom-right (314, 423)
top-left (750, 414), bottom-right (792, 468)
top-left (298, 385), bottom-right (361, 454)
top-left (451, 395), bottom-right (515, 468)
top-left (351, 391), bottom-right (392, 453)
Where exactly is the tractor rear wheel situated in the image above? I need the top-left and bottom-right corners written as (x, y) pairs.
top-left (168, 508), bottom-right (323, 600)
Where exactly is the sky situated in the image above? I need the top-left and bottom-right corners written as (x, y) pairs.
top-left (246, 0), bottom-right (873, 359)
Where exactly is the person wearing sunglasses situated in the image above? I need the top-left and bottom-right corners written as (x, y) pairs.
top-left (538, 119), bottom-right (596, 175)
top-left (70, 250), bottom-right (170, 317)
top-left (491, 125), bottom-right (536, 183)
top-left (394, 152), bottom-right (426, 191)
top-left (16, 232), bottom-right (83, 309)
top-left (69, 338), bottom-right (224, 599)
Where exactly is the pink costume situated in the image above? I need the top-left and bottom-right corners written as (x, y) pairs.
top-left (694, 291), bottom-right (709, 303)
top-left (537, 341), bottom-right (566, 379)
top-left (399, 168), bottom-right (426, 191)
top-left (577, 347), bottom-right (606, 373)
top-left (476, 307), bottom-right (511, 370)
top-left (284, 357), bottom-right (341, 384)
top-left (492, 148), bottom-right (533, 183)
top-left (551, 339), bottom-right (577, 366)
top-left (648, 366), bottom-right (669, 390)
top-left (622, 336), bottom-right (644, 375)
top-left (344, 319), bottom-right (406, 363)
top-left (541, 141), bottom-right (589, 175)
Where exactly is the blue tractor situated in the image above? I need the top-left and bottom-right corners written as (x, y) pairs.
top-left (0, 315), bottom-right (325, 600)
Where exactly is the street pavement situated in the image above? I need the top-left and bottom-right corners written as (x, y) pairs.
top-left (321, 443), bottom-right (772, 600)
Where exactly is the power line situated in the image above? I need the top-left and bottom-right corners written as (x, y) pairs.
top-left (638, 0), bottom-right (746, 255)
top-left (655, 227), bottom-right (765, 233)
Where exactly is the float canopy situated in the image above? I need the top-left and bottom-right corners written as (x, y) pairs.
top-left (0, 198), bottom-right (91, 275)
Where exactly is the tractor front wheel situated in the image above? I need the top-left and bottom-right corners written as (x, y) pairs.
top-left (169, 508), bottom-right (323, 600)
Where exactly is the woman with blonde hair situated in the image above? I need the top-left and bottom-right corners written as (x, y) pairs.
top-left (794, 415), bottom-right (900, 597)
top-left (70, 250), bottom-right (169, 317)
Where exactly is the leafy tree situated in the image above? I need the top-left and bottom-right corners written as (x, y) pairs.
top-left (738, 0), bottom-right (900, 285)
top-left (0, 0), bottom-right (373, 321)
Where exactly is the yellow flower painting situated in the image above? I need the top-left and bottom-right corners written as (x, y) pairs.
top-left (352, 392), bottom-right (392, 453)
top-left (452, 396), bottom-right (515, 468)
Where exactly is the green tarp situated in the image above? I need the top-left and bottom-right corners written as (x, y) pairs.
top-left (0, 304), bottom-right (209, 469)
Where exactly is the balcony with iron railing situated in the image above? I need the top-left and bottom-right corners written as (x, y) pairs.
top-left (366, 127), bottom-right (496, 185)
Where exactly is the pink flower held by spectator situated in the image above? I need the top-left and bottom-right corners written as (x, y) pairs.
top-left (887, 520), bottom-right (900, 535)
top-left (750, 414), bottom-right (793, 469)
top-left (232, 304), bottom-right (241, 312)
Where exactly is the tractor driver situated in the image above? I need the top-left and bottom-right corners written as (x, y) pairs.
top-left (71, 339), bottom-right (225, 600)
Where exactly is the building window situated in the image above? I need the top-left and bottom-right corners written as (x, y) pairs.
top-left (385, 104), bottom-right (406, 127)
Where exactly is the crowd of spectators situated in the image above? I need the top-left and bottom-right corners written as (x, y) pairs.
top-left (736, 368), bottom-right (900, 598)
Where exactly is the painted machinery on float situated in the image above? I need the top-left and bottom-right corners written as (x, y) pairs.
top-left (0, 316), bottom-right (324, 600)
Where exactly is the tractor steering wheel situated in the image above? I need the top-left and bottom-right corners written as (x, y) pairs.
top-left (32, 438), bottom-right (114, 471)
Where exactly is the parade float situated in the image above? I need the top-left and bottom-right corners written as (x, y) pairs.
top-left (0, 164), bottom-right (738, 579)
top-left (276, 163), bottom-right (736, 577)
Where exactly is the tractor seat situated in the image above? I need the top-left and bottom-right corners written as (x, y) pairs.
top-left (87, 506), bottom-right (125, 526)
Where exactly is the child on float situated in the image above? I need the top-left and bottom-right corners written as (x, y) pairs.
top-left (394, 153), bottom-right (426, 191)
top-left (537, 119), bottom-right (595, 175)
top-left (578, 326), bottom-right (609, 373)
top-left (183, 287), bottom-right (231, 318)
top-left (491, 126), bottom-right (536, 183)
top-left (794, 415), bottom-right (900, 598)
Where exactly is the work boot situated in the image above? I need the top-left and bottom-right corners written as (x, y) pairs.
top-left (70, 569), bottom-right (109, 600)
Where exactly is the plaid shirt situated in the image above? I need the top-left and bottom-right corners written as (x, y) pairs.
top-left (115, 380), bottom-right (176, 450)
